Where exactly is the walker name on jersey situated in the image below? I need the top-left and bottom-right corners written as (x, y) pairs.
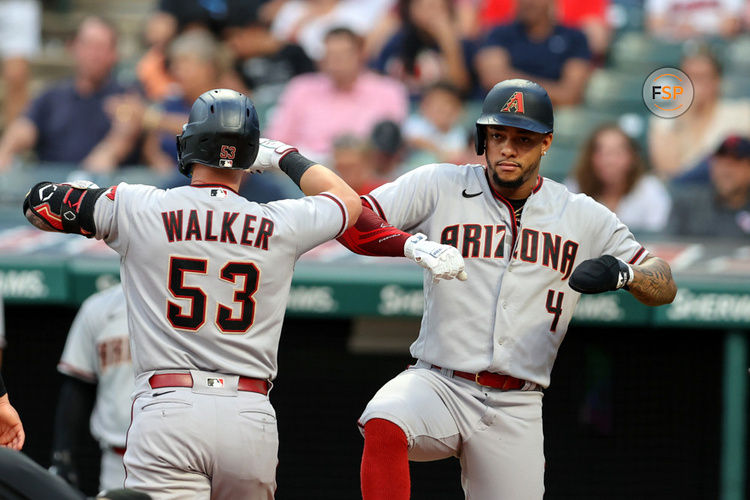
top-left (441, 224), bottom-right (579, 279)
top-left (161, 210), bottom-right (274, 249)
top-left (97, 336), bottom-right (131, 371)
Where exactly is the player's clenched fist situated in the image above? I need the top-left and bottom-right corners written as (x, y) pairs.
top-left (404, 233), bottom-right (468, 283)
top-left (248, 138), bottom-right (298, 174)
top-left (568, 255), bottom-right (633, 294)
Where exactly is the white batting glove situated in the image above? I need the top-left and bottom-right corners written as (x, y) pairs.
top-left (404, 233), bottom-right (468, 283)
top-left (248, 138), bottom-right (298, 174)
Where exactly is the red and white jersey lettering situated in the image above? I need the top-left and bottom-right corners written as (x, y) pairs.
top-left (365, 163), bottom-right (648, 387)
top-left (58, 284), bottom-right (133, 448)
top-left (93, 183), bottom-right (348, 380)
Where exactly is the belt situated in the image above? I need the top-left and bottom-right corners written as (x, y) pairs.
top-left (431, 365), bottom-right (527, 391)
top-left (149, 373), bottom-right (269, 395)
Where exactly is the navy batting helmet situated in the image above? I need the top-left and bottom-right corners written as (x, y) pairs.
top-left (177, 89), bottom-right (260, 177)
top-left (475, 79), bottom-right (554, 155)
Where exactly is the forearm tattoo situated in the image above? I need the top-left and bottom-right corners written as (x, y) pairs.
top-left (629, 256), bottom-right (677, 306)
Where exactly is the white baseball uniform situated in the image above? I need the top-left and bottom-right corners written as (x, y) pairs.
top-left (58, 283), bottom-right (133, 492)
top-left (359, 163), bottom-right (649, 499)
top-left (91, 182), bottom-right (348, 500)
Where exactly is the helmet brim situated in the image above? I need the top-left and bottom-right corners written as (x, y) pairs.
top-left (477, 113), bottom-right (553, 134)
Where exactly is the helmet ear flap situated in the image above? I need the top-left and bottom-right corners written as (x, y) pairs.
top-left (176, 133), bottom-right (193, 177)
top-left (176, 135), bottom-right (182, 166)
top-left (475, 125), bottom-right (485, 156)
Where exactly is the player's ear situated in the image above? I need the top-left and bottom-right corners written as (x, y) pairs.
top-left (542, 133), bottom-right (553, 151)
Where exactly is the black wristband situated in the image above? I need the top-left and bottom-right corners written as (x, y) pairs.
top-left (279, 151), bottom-right (316, 187)
top-left (0, 373), bottom-right (6, 398)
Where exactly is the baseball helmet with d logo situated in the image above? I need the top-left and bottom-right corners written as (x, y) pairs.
top-left (475, 79), bottom-right (554, 155)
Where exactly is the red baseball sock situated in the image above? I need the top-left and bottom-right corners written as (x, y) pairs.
top-left (361, 418), bottom-right (410, 500)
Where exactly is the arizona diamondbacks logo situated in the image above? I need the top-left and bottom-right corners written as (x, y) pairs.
top-left (501, 92), bottom-right (525, 113)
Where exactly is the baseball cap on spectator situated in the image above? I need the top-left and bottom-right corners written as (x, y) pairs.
top-left (370, 120), bottom-right (404, 156)
top-left (715, 135), bottom-right (750, 159)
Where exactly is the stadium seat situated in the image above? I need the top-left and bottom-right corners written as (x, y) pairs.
top-left (725, 35), bottom-right (750, 73)
top-left (721, 73), bottom-right (750, 99)
top-left (584, 69), bottom-right (648, 116)
top-left (608, 1), bottom-right (646, 34)
top-left (543, 143), bottom-right (580, 182)
top-left (553, 104), bottom-right (621, 147)
top-left (609, 33), bottom-right (685, 72)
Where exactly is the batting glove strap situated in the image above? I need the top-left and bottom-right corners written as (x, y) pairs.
top-left (248, 138), bottom-right (298, 174)
top-left (404, 233), bottom-right (467, 283)
top-left (569, 255), bottom-right (633, 294)
top-left (403, 233), bottom-right (428, 260)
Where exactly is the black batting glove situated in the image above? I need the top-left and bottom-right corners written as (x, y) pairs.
top-left (568, 255), bottom-right (634, 294)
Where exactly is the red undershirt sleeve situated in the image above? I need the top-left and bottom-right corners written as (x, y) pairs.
top-left (336, 199), bottom-right (411, 257)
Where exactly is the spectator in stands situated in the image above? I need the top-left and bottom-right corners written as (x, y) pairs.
top-left (265, 27), bottom-right (408, 164)
top-left (369, 119), bottom-right (408, 179)
top-left (271, 0), bottom-right (395, 61)
top-left (157, 0), bottom-right (269, 37)
top-left (366, 0), bottom-right (480, 59)
top-left (475, 0), bottom-right (592, 106)
top-left (403, 81), bottom-right (469, 165)
top-left (141, 30), bottom-right (292, 202)
top-left (666, 135), bottom-right (750, 237)
top-left (477, 0), bottom-right (611, 61)
top-left (136, 9), bottom-right (178, 101)
top-left (135, 29), bottom-right (242, 173)
top-left (0, 0), bottom-right (41, 128)
top-left (0, 16), bottom-right (139, 173)
top-left (371, 0), bottom-right (478, 101)
top-left (567, 124), bottom-right (671, 233)
top-left (649, 45), bottom-right (750, 181)
top-left (222, 5), bottom-right (315, 113)
top-left (556, 0), bottom-right (611, 63)
top-left (646, 0), bottom-right (743, 41)
top-left (332, 135), bottom-right (386, 195)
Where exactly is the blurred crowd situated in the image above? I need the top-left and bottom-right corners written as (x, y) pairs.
top-left (0, 0), bottom-right (748, 238)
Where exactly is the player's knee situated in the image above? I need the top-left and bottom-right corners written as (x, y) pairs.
top-left (363, 418), bottom-right (408, 450)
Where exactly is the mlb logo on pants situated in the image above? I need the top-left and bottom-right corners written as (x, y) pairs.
top-left (207, 378), bottom-right (225, 388)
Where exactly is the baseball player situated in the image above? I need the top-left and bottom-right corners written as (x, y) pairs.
top-left (51, 283), bottom-right (133, 493)
top-left (21, 88), bottom-right (465, 499)
top-left (338, 79), bottom-right (678, 499)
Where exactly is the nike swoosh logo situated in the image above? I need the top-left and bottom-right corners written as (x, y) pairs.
top-left (152, 390), bottom-right (176, 397)
top-left (462, 189), bottom-right (483, 198)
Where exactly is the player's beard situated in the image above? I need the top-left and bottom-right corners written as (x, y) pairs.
top-left (490, 156), bottom-right (541, 189)
top-left (492, 170), bottom-right (524, 189)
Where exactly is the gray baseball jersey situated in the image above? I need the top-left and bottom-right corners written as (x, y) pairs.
top-left (58, 284), bottom-right (132, 448)
top-left (363, 163), bottom-right (649, 388)
top-left (92, 183), bottom-right (348, 380)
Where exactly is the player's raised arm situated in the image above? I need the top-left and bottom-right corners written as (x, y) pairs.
top-left (251, 138), bottom-right (361, 229)
top-left (333, 198), bottom-right (467, 283)
top-left (569, 254), bottom-right (677, 306)
top-left (23, 180), bottom-right (108, 235)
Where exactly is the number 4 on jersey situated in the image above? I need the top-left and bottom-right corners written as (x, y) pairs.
top-left (545, 289), bottom-right (564, 332)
